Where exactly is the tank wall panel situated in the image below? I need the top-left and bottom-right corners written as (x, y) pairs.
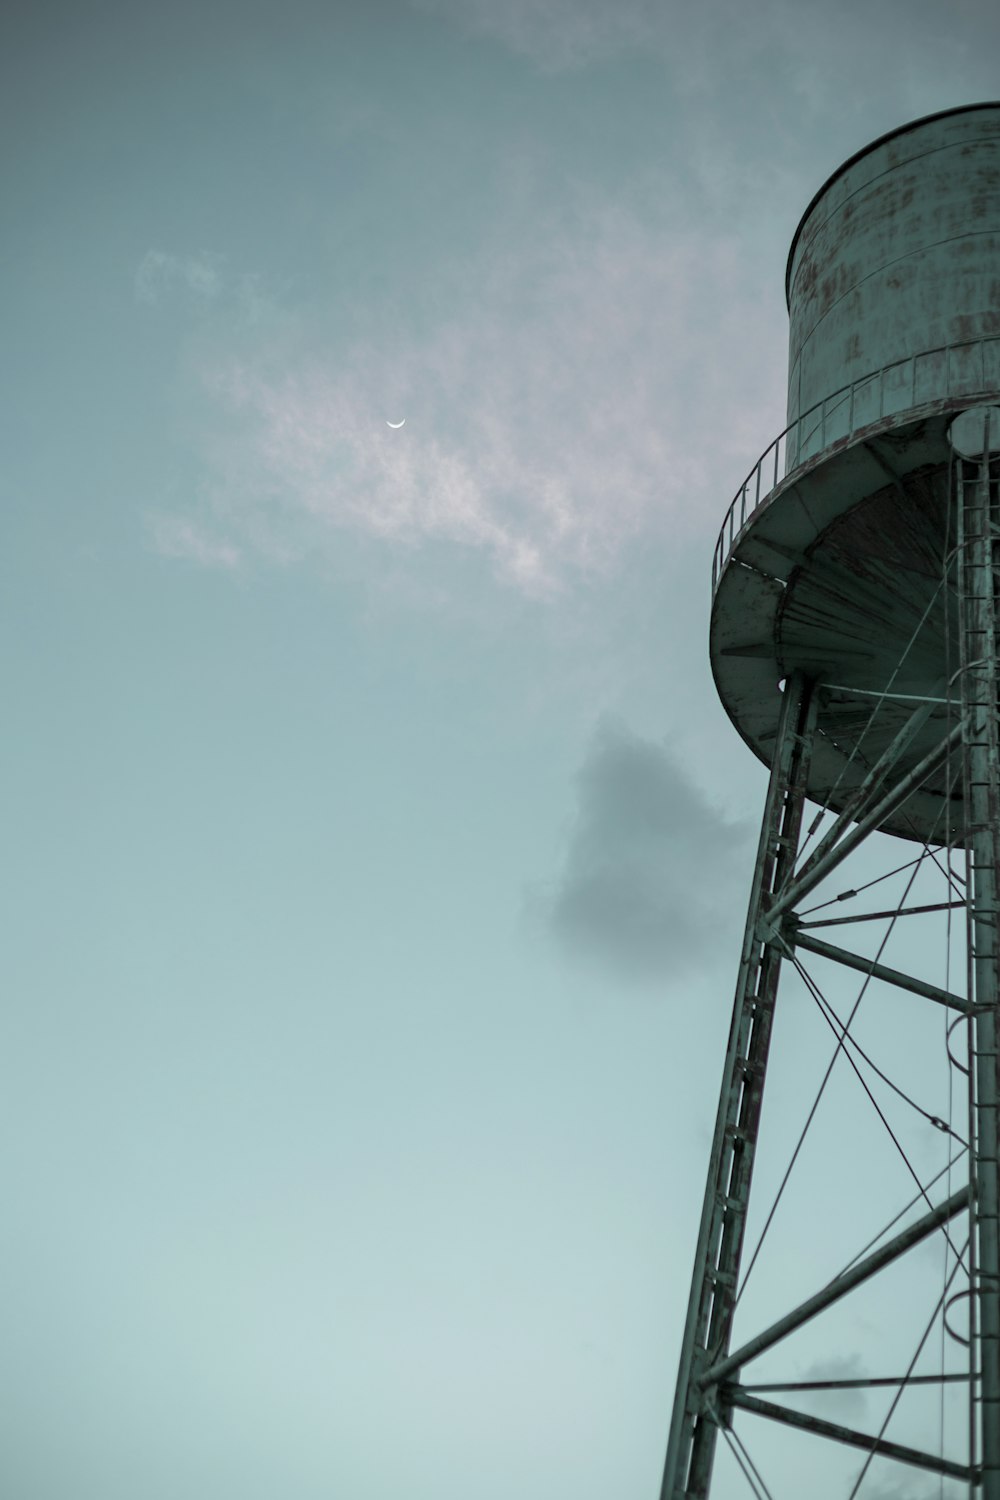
top-left (787, 108), bottom-right (1000, 428)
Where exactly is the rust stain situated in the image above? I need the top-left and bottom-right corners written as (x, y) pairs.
top-left (796, 256), bottom-right (818, 301)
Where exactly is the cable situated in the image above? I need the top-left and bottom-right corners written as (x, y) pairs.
top-left (726, 1424), bottom-right (775, 1500)
top-left (733, 850), bottom-right (928, 1311)
top-left (719, 1428), bottom-right (767, 1500)
top-left (733, 724), bottom-right (971, 1315)
top-left (788, 949), bottom-right (969, 1271)
top-left (824, 1146), bottom-right (968, 1282)
top-left (846, 1237), bottom-right (970, 1499)
top-left (919, 841), bottom-right (968, 904)
top-left (706, 1395), bottom-right (775, 1500)
top-left (790, 950), bottom-right (967, 1145)
top-left (798, 849), bottom-right (944, 918)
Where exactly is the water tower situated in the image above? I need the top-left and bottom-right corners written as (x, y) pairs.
top-left (662, 104), bottom-right (1000, 1497)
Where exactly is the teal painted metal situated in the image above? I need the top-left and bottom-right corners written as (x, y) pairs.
top-left (660, 673), bottom-right (815, 1499)
top-left (712, 332), bottom-right (1000, 591)
top-left (661, 695), bottom-right (979, 1495)
top-left (710, 103), bottom-right (1000, 847)
top-left (956, 425), bottom-right (1000, 1492)
top-left (666, 104), bottom-right (1000, 1497)
top-left (723, 1389), bottom-right (973, 1482)
top-left (786, 105), bottom-right (1000, 442)
top-left (696, 1186), bottom-right (970, 1391)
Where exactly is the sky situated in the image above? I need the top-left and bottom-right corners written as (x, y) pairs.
top-left (2, 2), bottom-right (1000, 1497)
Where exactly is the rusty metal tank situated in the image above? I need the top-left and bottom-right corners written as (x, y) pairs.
top-left (786, 104), bottom-right (1000, 465)
top-left (710, 103), bottom-right (1000, 842)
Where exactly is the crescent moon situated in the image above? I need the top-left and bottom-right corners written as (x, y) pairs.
top-left (386, 418), bottom-right (405, 429)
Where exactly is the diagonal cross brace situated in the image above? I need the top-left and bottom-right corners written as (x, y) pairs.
top-left (721, 1388), bottom-right (975, 1482)
top-left (792, 697), bottom-right (936, 886)
top-left (765, 720), bottom-right (963, 929)
top-left (778, 927), bottom-right (975, 1015)
top-left (697, 1185), bottom-right (970, 1390)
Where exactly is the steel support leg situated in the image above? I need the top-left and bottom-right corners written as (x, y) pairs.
top-left (959, 438), bottom-right (1000, 1498)
top-left (660, 672), bottom-right (815, 1500)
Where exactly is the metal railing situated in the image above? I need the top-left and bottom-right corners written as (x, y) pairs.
top-left (712, 333), bottom-right (1000, 592)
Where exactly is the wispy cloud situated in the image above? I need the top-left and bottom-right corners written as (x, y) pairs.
top-left (411, 0), bottom-right (981, 114)
top-left (410, 0), bottom-right (661, 73)
top-left (532, 716), bottom-right (753, 984)
top-left (149, 514), bottom-right (242, 570)
top-left (135, 250), bottom-right (226, 305)
top-left (156, 173), bottom-right (784, 595)
top-left (135, 250), bottom-right (280, 328)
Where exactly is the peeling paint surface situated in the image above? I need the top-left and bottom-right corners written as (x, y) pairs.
top-left (787, 107), bottom-right (1000, 431)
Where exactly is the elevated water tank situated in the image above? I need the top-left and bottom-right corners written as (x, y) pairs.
top-left (788, 105), bottom-right (1000, 443)
top-left (710, 103), bottom-right (1000, 842)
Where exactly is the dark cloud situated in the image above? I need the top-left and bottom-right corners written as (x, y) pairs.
top-left (537, 717), bottom-right (754, 984)
top-left (796, 1353), bottom-right (869, 1422)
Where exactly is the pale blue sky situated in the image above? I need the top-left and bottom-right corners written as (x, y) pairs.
top-left (3, 2), bottom-right (998, 1496)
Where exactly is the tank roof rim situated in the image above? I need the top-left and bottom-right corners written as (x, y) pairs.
top-left (784, 101), bottom-right (1000, 310)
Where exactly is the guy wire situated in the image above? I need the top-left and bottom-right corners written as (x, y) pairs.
top-left (732, 851), bottom-right (928, 1311)
top-left (846, 1236), bottom-right (970, 1500)
top-left (788, 948), bottom-right (969, 1273)
top-left (706, 1394), bottom-right (774, 1500)
top-left (733, 733), bottom-right (965, 1314)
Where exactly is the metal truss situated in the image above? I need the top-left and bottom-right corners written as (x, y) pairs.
top-left (662, 438), bottom-right (1000, 1498)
